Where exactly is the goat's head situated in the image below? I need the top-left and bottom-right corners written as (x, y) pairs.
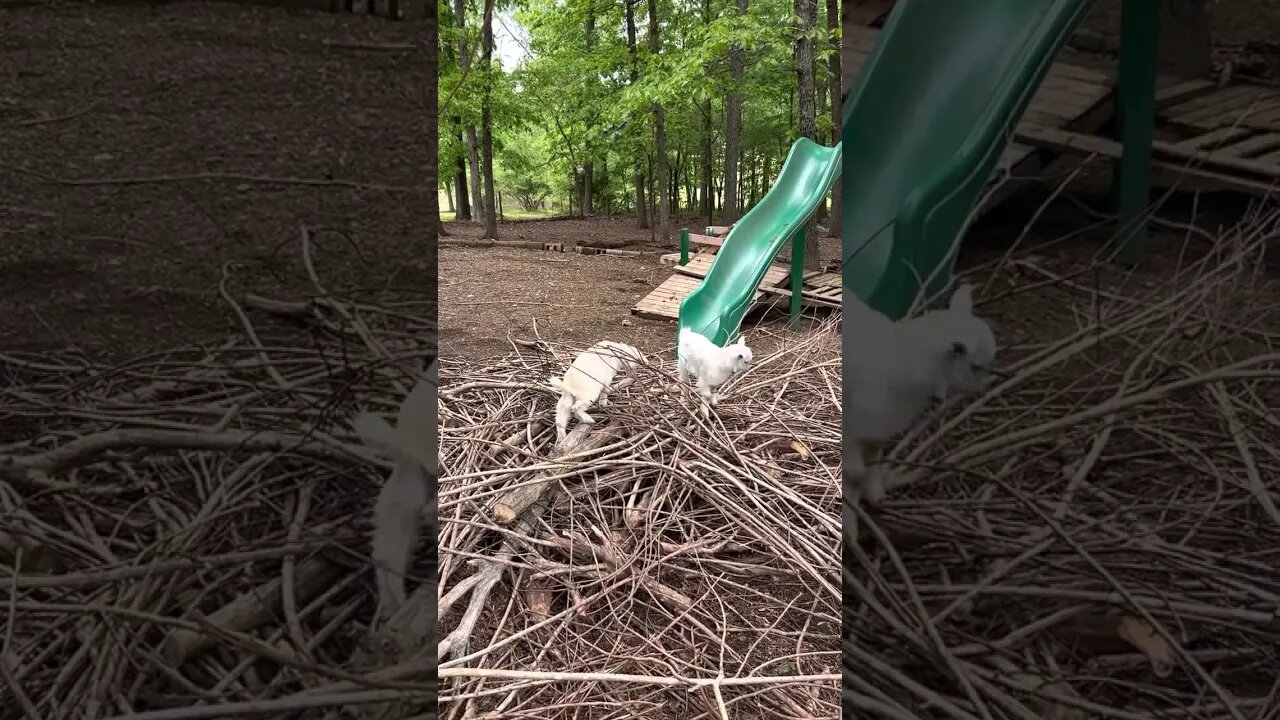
top-left (727, 336), bottom-right (753, 374)
top-left (936, 284), bottom-right (997, 397)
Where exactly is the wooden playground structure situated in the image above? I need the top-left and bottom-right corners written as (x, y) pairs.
top-left (635, 1), bottom-right (1280, 326)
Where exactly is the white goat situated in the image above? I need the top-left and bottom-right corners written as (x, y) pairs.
top-left (677, 327), bottom-right (753, 418)
top-left (846, 284), bottom-right (996, 506)
top-left (549, 341), bottom-right (644, 442)
top-left (353, 360), bottom-right (438, 622)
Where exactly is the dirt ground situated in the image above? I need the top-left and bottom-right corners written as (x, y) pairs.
top-left (0, 0), bottom-right (436, 360)
top-left (440, 214), bottom-right (843, 359)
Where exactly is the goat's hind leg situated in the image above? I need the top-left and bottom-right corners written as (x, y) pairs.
top-left (371, 463), bottom-right (429, 622)
top-left (846, 440), bottom-right (887, 508)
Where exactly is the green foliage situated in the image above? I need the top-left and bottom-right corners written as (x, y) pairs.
top-left (440, 0), bottom-right (841, 211)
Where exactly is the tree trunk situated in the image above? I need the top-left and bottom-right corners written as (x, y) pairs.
top-left (723, 0), bottom-right (748, 224)
top-left (446, 0), bottom-right (470, 222)
top-left (826, 0), bottom-right (841, 238)
top-left (1158, 0), bottom-right (1211, 79)
top-left (428, 0), bottom-right (440, 237)
top-left (815, 55), bottom-right (827, 223)
top-left (624, 0), bottom-right (648, 229)
top-left (671, 148), bottom-right (682, 215)
top-left (454, 151), bottom-right (471, 220)
top-left (795, 0), bottom-right (820, 269)
top-left (701, 100), bottom-right (713, 223)
top-left (646, 0), bottom-right (670, 244)
top-left (480, 0), bottom-right (498, 240)
top-left (583, 4), bottom-right (596, 216)
top-left (699, 0), bottom-right (715, 224)
top-left (456, 0), bottom-right (483, 225)
top-left (445, 181), bottom-right (454, 212)
top-left (757, 154), bottom-right (768, 210)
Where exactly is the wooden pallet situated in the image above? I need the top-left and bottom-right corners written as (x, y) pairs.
top-left (633, 253), bottom-right (842, 321)
top-left (1161, 85), bottom-right (1280, 133)
top-left (1018, 125), bottom-right (1280, 195)
top-left (631, 253), bottom-right (792, 320)
top-left (1155, 86), bottom-right (1280, 176)
top-left (632, 273), bottom-right (705, 320)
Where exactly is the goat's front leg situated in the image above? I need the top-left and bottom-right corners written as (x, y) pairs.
top-left (677, 356), bottom-right (690, 384)
top-left (695, 379), bottom-right (714, 419)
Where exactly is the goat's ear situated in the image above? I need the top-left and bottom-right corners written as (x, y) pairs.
top-left (949, 283), bottom-right (974, 314)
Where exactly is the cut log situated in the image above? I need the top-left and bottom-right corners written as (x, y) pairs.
top-left (488, 422), bottom-right (620, 524)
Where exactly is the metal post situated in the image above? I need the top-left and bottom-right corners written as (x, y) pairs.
top-left (679, 228), bottom-right (690, 266)
top-left (789, 226), bottom-right (804, 329)
top-left (1114, 0), bottom-right (1160, 265)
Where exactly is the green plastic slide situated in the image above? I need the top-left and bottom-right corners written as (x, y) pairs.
top-left (677, 137), bottom-right (842, 346)
top-left (842, 0), bottom-right (1093, 320)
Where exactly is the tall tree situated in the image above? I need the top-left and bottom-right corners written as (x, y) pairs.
top-left (480, 0), bottom-right (499, 239)
top-left (458, 0), bottom-right (483, 224)
top-left (795, 0), bottom-right (819, 268)
top-left (450, 0), bottom-right (471, 220)
top-left (1158, 0), bottom-right (1211, 79)
top-left (429, 0), bottom-right (440, 236)
top-left (699, 0), bottom-right (714, 223)
top-left (582, 0), bottom-right (596, 215)
top-left (624, 0), bottom-right (648, 228)
top-left (825, 0), bottom-right (840, 237)
top-left (646, 0), bottom-right (670, 243)
top-left (722, 0), bottom-right (747, 224)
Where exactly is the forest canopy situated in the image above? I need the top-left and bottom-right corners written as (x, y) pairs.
top-left (438, 0), bottom-right (841, 257)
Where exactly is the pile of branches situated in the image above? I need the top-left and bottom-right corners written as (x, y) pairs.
top-left (437, 322), bottom-right (842, 718)
top-left (846, 211), bottom-right (1280, 718)
top-left (0, 276), bottom-right (437, 718)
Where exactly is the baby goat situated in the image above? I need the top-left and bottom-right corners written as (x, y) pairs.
top-left (846, 284), bottom-right (996, 506)
top-left (549, 341), bottom-right (644, 442)
top-left (677, 327), bottom-right (753, 418)
top-left (353, 360), bottom-right (438, 622)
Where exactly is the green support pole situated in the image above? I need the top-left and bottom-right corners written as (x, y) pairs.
top-left (789, 226), bottom-right (804, 329)
top-left (1113, 0), bottom-right (1159, 265)
top-left (679, 228), bottom-right (690, 266)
